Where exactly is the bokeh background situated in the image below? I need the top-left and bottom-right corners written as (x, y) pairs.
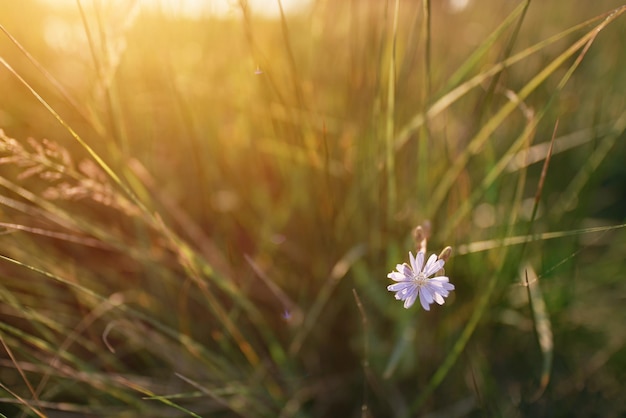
top-left (0, 0), bottom-right (625, 417)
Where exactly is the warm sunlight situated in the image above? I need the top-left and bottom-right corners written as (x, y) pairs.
top-left (2, 1), bottom-right (625, 416)
top-left (38, 0), bottom-right (310, 18)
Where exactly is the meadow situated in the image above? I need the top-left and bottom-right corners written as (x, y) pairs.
top-left (1, 0), bottom-right (626, 417)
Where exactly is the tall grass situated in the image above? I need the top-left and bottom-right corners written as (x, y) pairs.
top-left (1, 1), bottom-right (625, 416)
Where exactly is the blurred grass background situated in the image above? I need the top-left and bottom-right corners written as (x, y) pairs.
top-left (0, 0), bottom-right (625, 417)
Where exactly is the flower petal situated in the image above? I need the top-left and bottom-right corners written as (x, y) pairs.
top-left (388, 271), bottom-right (409, 282)
top-left (387, 283), bottom-right (413, 292)
top-left (403, 289), bottom-right (418, 309)
top-left (421, 286), bottom-right (434, 304)
top-left (423, 255), bottom-right (445, 277)
top-left (427, 278), bottom-right (450, 288)
top-left (400, 264), bottom-right (413, 276)
top-left (411, 251), bottom-right (425, 274)
top-left (432, 291), bottom-right (445, 305)
top-left (418, 290), bottom-right (431, 311)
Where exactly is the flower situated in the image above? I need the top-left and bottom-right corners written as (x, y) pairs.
top-left (387, 251), bottom-right (455, 310)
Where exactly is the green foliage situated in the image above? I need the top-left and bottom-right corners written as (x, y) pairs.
top-left (0, 1), bottom-right (625, 416)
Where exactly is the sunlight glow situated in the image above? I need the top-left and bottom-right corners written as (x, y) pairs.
top-left (38, 0), bottom-right (310, 18)
top-left (448, 0), bottom-right (471, 13)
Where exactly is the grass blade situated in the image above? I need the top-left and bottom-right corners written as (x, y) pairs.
top-left (523, 265), bottom-right (553, 400)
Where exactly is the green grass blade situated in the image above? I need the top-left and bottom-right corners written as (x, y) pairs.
top-left (523, 264), bottom-right (553, 399)
top-left (392, 8), bottom-right (616, 155)
top-left (429, 6), bottom-right (626, 215)
top-left (440, 1), bottom-right (530, 94)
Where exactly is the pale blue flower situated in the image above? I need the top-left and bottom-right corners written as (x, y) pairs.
top-left (387, 251), bottom-right (455, 310)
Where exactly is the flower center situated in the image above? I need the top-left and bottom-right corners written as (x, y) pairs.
top-left (414, 271), bottom-right (428, 286)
